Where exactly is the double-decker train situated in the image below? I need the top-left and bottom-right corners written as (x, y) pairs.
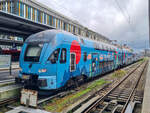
top-left (16, 30), bottom-right (138, 91)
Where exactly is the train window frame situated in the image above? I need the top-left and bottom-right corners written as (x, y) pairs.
top-left (92, 60), bottom-right (96, 72)
top-left (99, 62), bottom-right (103, 69)
top-left (70, 52), bottom-right (76, 72)
top-left (24, 44), bottom-right (43, 62)
top-left (60, 48), bottom-right (67, 63)
top-left (84, 52), bottom-right (87, 61)
top-left (80, 38), bottom-right (84, 44)
top-left (48, 48), bottom-right (60, 64)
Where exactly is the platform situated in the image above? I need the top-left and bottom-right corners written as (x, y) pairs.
top-left (0, 62), bottom-right (20, 81)
top-left (0, 62), bottom-right (19, 71)
top-left (5, 106), bottom-right (50, 113)
top-left (142, 59), bottom-right (150, 113)
top-left (0, 84), bottom-right (21, 101)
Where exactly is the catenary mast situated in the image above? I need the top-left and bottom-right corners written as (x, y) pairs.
top-left (148, 0), bottom-right (150, 48)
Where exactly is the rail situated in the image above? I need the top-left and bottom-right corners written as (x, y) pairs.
top-left (121, 61), bottom-right (148, 113)
top-left (82, 60), bottom-right (147, 113)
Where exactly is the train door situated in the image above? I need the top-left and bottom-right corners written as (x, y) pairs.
top-left (57, 48), bottom-right (67, 88)
top-left (99, 61), bottom-right (102, 74)
top-left (99, 54), bottom-right (104, 74)
top-left (91, 53), bottom-right (99, 76)
top-left (114, 50), bottom-right (118, 69)
top-left (47, 48), bottom-right (60, 77)
top-left (70, 52), bottom-right (76, 72)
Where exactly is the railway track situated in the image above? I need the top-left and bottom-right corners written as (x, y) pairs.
top-left (0, 60), bottom-right (144, 112)
top-left (0, 84), bottom-right (22, 111)
top-left (37, 90), bottom-right (74, 105)
top-left (0, 97), bottom-right (19, 107)
top-left (36, 61), bottom-right (144, 112)
top-left (0, 79), bottom-right (15, 85)
top-left (37, 62), bottom-right (141, 108)
top-left (80, 60), bottom-right (148, 113)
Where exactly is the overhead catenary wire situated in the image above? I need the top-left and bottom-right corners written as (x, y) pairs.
top-left (50, 0), bottom-right (144, 47)
top-left (114, 0), bottom-right (131, 24)
top-left (40, 0), bottom-right (145, 47)
top-left (148, 0), bottom-right (150, 48)
top-left (113, 0), bottom-right (136, 33)
top-left (49, 0), bottom-right (87, 24)
top-left (113, 0), bottom-right (145, 45)
top-left (53, 0), bottom-right (136, 35)
top-left (44, 0), bottom-right (99, 31)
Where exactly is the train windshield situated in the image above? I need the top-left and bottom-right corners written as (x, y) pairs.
top-left (24, 44), bottom-right (43, 62)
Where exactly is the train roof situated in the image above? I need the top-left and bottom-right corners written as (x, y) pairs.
top-left (25, 30), bottom-right (133, 53)
top-left (25, 29), bottom-right (79, 43)
top-left (25, 30), bottom-right (58, 43)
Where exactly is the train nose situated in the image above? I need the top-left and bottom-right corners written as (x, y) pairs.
top-left (38, 79), bottom-right (47, 87)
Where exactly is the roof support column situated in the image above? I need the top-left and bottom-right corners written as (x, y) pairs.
top-left (14, 0), bottom-right (18, 15)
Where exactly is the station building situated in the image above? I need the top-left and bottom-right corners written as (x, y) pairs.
top-left (0, 0), bottom-right (112, 60)
top-left (0, 34), bottom-right (23, 50)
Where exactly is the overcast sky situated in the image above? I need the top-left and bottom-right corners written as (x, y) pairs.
top-left (37, 0), bottom-right (149, 50)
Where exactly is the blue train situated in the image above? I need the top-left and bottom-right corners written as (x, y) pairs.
top-left (16, 30), bottom-right (136, 91)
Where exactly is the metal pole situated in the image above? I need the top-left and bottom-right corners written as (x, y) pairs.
top-left (148, 0), bottom-right (150, 48)
top-left (9, 64), bottom-right (12, 75)
top-left (9, 55), bottom-right (12, 75)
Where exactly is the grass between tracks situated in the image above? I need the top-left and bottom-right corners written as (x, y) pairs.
top-left (142, 57), bottom-right (148, 62)
top-left (43, 79), bottom-right (109, 112)
top-left (112, 69), bottom-right (126, 78)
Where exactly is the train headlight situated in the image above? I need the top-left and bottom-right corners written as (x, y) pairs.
top-left (38, 69), bottom-right (47, 73)
top-left (38, 79), bottom-right (47, 87)
top-left (51, 79), bottom-right (54, 85)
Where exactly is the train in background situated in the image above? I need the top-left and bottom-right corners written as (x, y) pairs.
top-left (15, 30), bottom-right (141, 92)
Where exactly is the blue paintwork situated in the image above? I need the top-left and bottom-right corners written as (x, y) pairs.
top-left (18, 30), bottom-right (135, 90)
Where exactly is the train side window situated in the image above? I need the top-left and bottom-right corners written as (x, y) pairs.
top-left (60, 48), bottom-right (67, 63)
top-left (80, 38), bottom-right (84, 44)
top-left (99, 62), bottom-right (102, 68)
top-left (84, 52), bottom-right (87, 61)
top-left (48, 48), bottom-right (60, 64)
top-left (92, 61), bottom-right (96, 72)
top-left (70, 53), bottom-right (76, 71)
top-left (108, 62), bottom-right (110, 66)
top-left (104, 62), bottom-right (106, 67)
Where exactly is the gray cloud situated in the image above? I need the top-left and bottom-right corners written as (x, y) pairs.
top-left (37, 0), bottom-right (149, 50)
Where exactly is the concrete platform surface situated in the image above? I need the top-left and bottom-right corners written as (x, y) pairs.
top-left (142, 59), bottom-right (150, 113)
top-left (0, 62), bottom-right (19, 71)
top-left (0, 84), bottom-right (21, 101)
top-left (0, 67), bottom-right (19, 81)
top-left (6, 106), bottom-right (51, 113)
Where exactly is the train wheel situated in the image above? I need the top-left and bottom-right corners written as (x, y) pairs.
top-left (65, 79), bottom-right (74, 89)
top-left (74, 80), bottom-right (79, 88)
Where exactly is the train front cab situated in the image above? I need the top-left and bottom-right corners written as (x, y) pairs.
top-left (16, 31), bottom-right (86, 91)
top-left (16, 31), bottom-right (64, 90)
